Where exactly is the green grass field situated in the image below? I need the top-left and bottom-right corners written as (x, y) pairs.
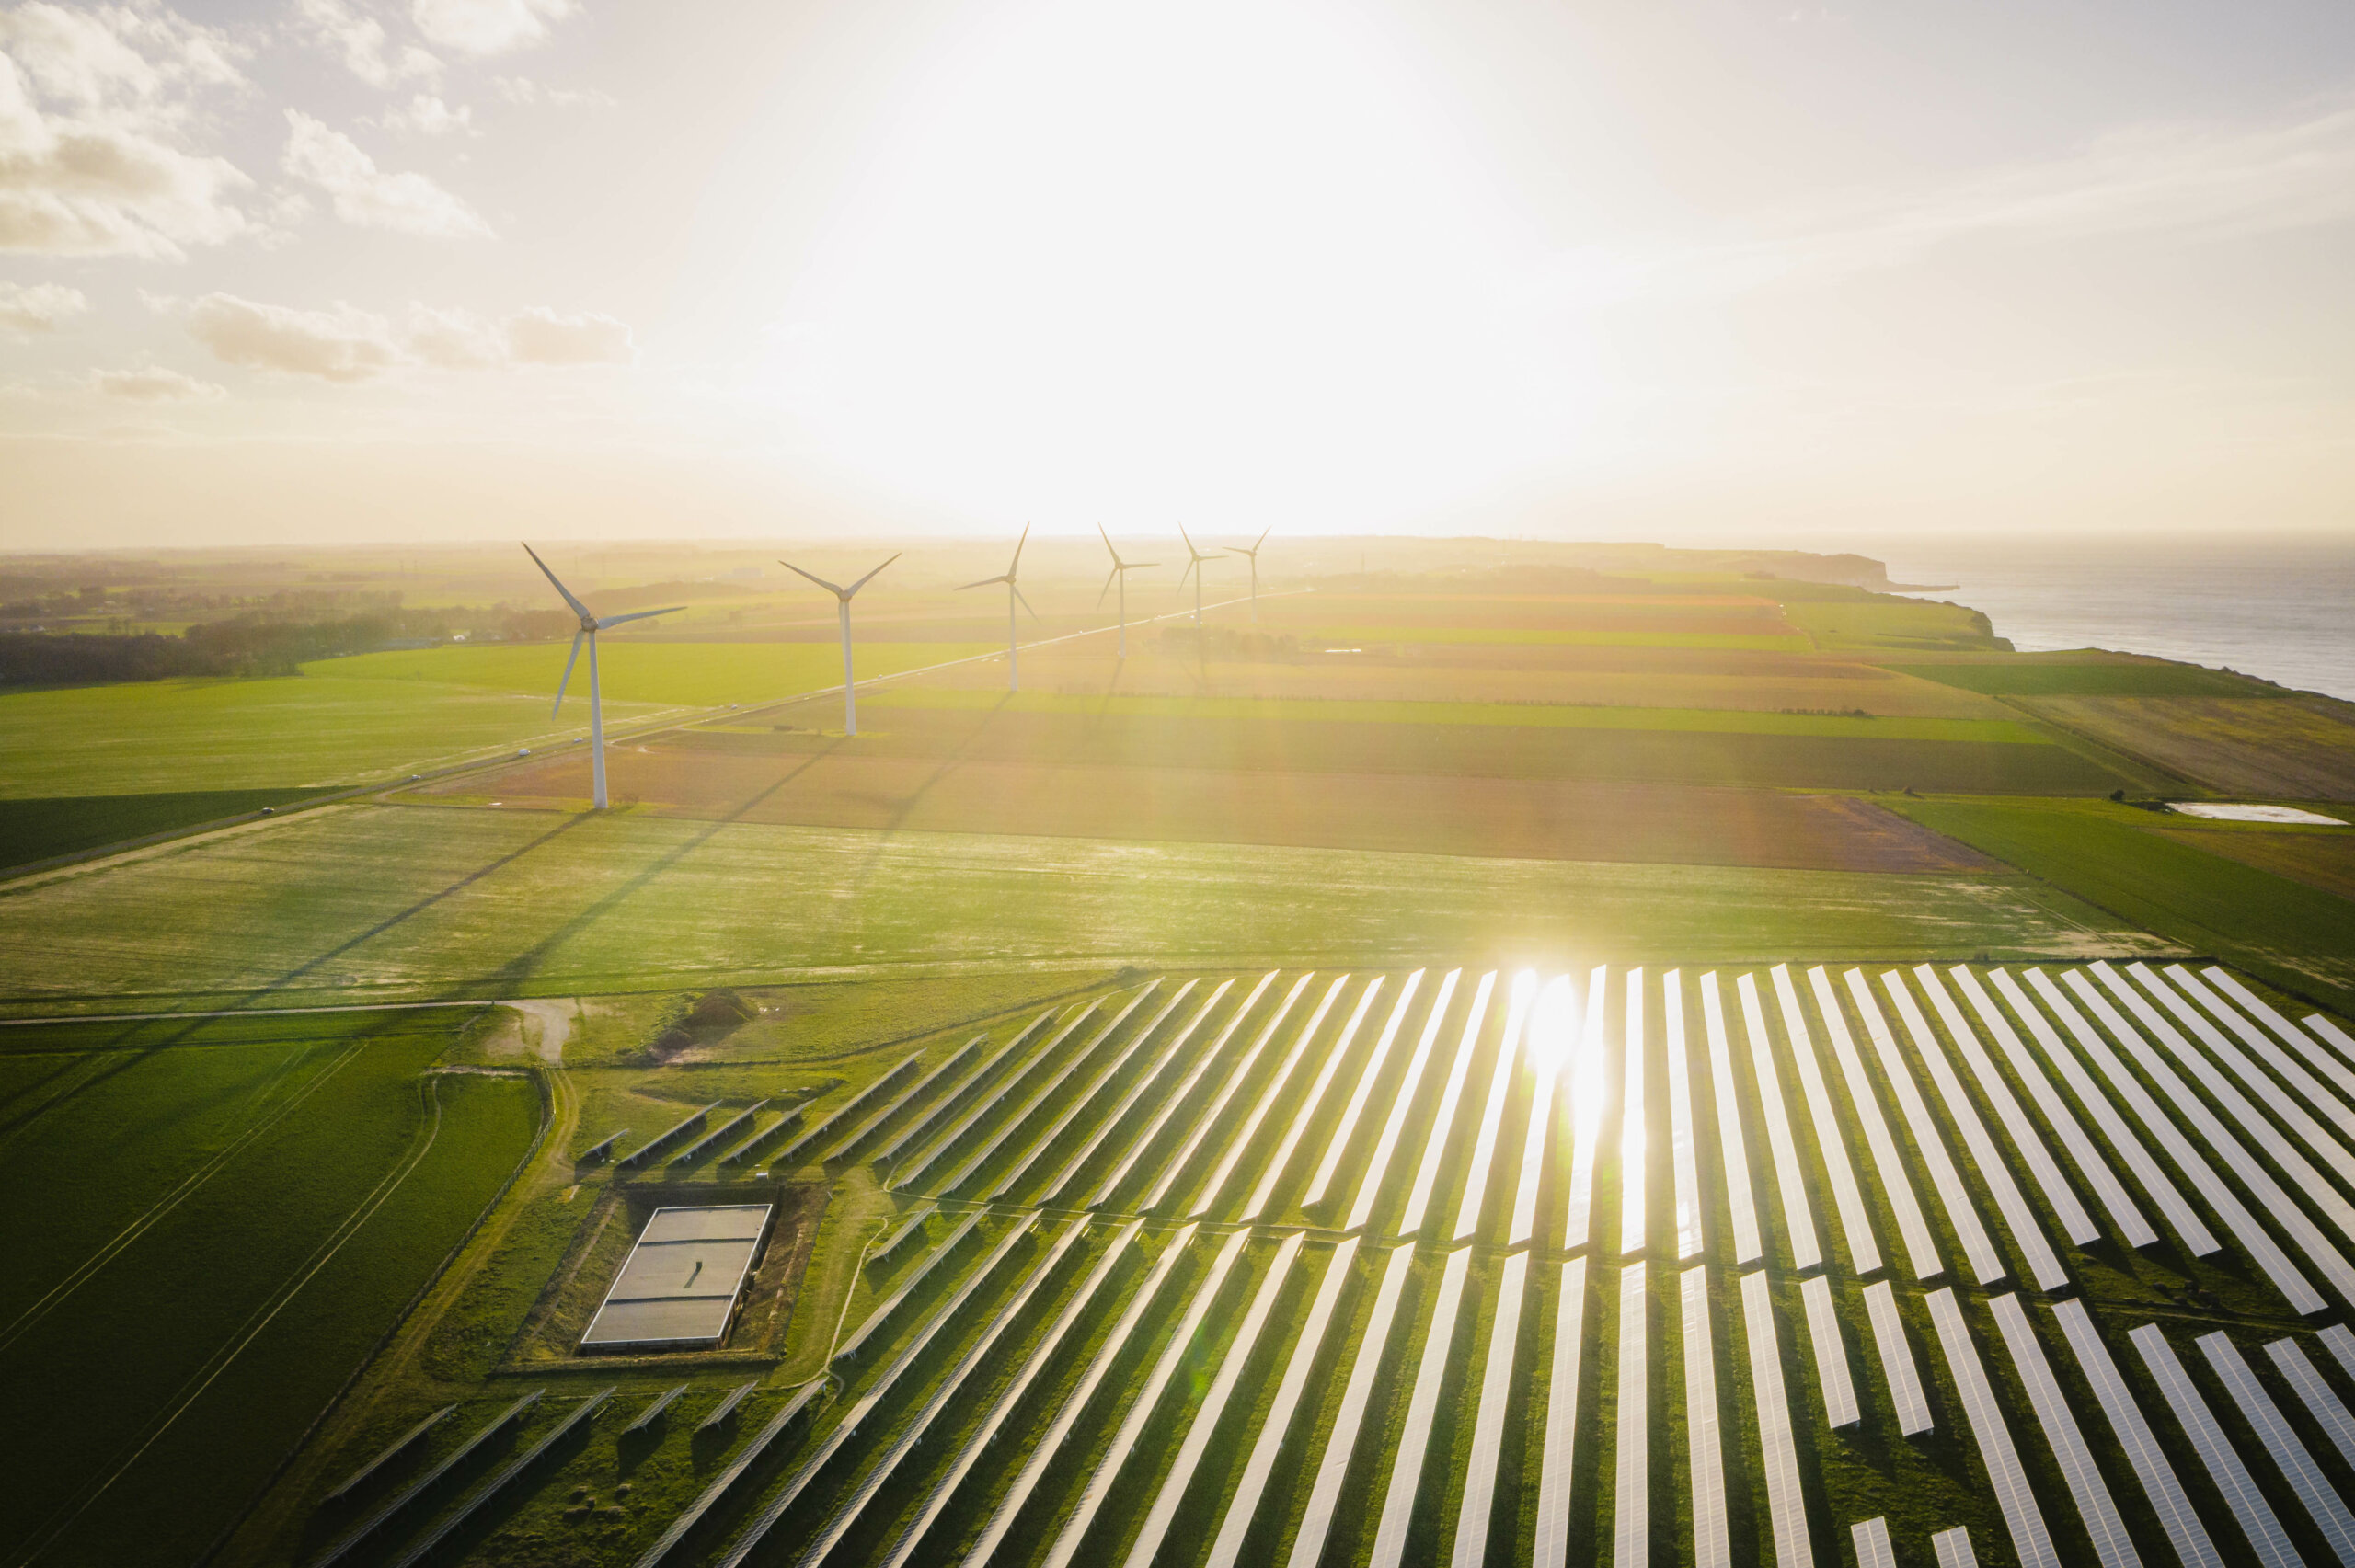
top-left (1785, 600), bottom-right (2002, 651)
top-left (0, 786), bottom-right (345, 873)
top-left (314, 640), bottom-right (996, 708)
top-left (1305, 625), bottom-right (1813, 650)
top-left (1886, 660), bottom-right (2277, 697)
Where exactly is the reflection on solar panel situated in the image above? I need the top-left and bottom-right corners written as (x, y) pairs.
top-left (1453, 973), bottom-right (1538, 1243)
top-left (954, 985), bottom-right (1166, 1198)
top-left (309, 1391), bottom-right (543, 1568)
top-left (1848, 972), bottom-right (2002, 1286)
top-left (2267, 1339), bottom-right (2355, 1472)
top-left (1398, 973), bottom-right (1497, 1237)
top-left (1665, 972), bottom-right (1704, 1261)
top-left (1288, 1243), bottom-right (1419, 1568)
top-left (1864, 1282), bottom-right (1928, 1436)
top-left (695, 1382), bottom-right (755, 1433)
top-left (1740, 1271), bottom-right (1815, 1568)
top-left (1306, 970), bottom-right (1425, 1208)
top-left (390, 1389), bottom-right (615, 1568)
top-left (1510, 974), bottom-right (1572, 1249)
top-left (621, 1386), bottom-right (685, 1436)
top-left (1190, 976), bottom-right (1350, 1219)
top-left (1774, 965), bottom-right (1877, 1275)
top-left (1699, 975), bottom-right (1761, 1265)
top-left (2197, 1332), bottom-right (2355, 1565)
top-left (1208, 1236), bottom-right (1362, 1568)
top-left (1621, 968), bottom-right (1647, 1255)
top-left (872, 1013), bottom-right (1054, 1167)
top-left (1043, 980), bottom-right (1231, 1204)
top-left (1557, 970), bottom-right (1607, 1252)
top-left (630, 1381), bottom-right (824, 1568)
top-left (2166, 966), bottom-right (2355, 1133)
top-left (833, 1210), bottom-right (981, 1364)
top-left (1928, 1288), bottom-right (2057, 1568)
top-left (1738, 972), bottom-right (1819, 1270)
top-left (1809, 967), bottom-right (1940, 1280)
top-left (1800, 1276), bottom-right (1857, 1430)
top-left (1139, 975), bottom-right (1313, 1213)
top-left (1852, 1518), bottom-right (1896, 1568)
top-left (891, 1001), bottom-right (1104, 1190)
top-left (1988, 1295), bottom-right (2135, 1568)
top-left (1347, 969), bottom-right (1462, 1233)
top-left (1452, 1252), bottom-right (1529, 1568)
top-left (1881, 974), bottom-right (2064, 1289)
top-left (1243, 977), bottom-right (1385, 1220)
top-left (1683, 1265), bottom-right (1730, 1568)
top-left (988, 981), bottom-right (1196, 1203)
top-left (2051, 1299), bottom-right (2223, 1568)
top-left (323, 1404), bottom-right (456, 1504)
top-left (1125, 1234), bottom-right (1305, 1568)
top-left (581, 1206), bottom-right (772, 1350)
top-left (1370, 1245), bottom-right (1474, 1568)
top-left (1933, 1528), bottom-right (1979, 1568)
top-left (1533, 1256), bottom-right (1590, 1568)
top-left (1614, 1262), bottom-right (1648, 1568)
top-left (1091, 974), bottom-right (1276, 1209)
top-left (2132, 1324), bottom-right (2299, 1568)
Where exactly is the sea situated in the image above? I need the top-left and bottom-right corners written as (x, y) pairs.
top-left (1860, 534), bottom-right (2355, 703)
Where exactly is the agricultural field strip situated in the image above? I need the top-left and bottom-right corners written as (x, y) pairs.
top-left (630, 1381), bottom-right (825, 1568)
top-left (1993, 970), bottom-right (2212, 1254)
top-left (2194, 967), bottom-right (2355, 1103)
top-left (1205, 1234), bottom-right (1363, 1568)
top-left (1533, 1257), bottom-right (1590, 1568)
top-left (1866, 1280), bottom-right (1933, 1436)
top-left (1556, 971), bottom-right (1606, 1252)
top-left (1809, 966), bottom-right (1942, 1279)
top-left (1880, 973), bottom-right (2068, 1290)
top-left (1952, 968), bottom-right (2155, 1248)
top-left (1092, 974), bottom-right (1278, 1210)
top-left (1187, 976), bottom-right (1350, 1220)
top-left (717, 1212), bottom-right (1043, 1568)
top-left (1368, 1243), bottom-right (1475, 1568)
top-left (1123, 1232), bottom-right (1306, 1568)
top-left (1303, 969), bottom-right (1424, 1209)
top-left (390, 1388), bottom-right (615, 1568)
top-left (990, 981), bottom-right (1196, 1202)
top-left (1397, 975), bottom-right (1497, 1237)
top-left (1801, 1276), bottom-right (1858, 1428)
top-left (1344, 969), bottom-right (1461, 1234)
top-left (1740, 1269), bottom-right (1817, 1568)
top-left (2061, 970), bottom-right (2353, 1309)
top-left (1665, 974), bottom-right (1704, 1260)
top-left (833, 1210), bottom-right (983, 1365)
top-left (1699, 975), bottom-right (1763, 1265)
top-left (1846, 971), bottom-right (2005, 1285)
top-left (1040, 981), bottom-right (1227, 1205)
top-left (672, 1100), bottom-right (767, 1166)
top-left (965, 985), bottom-right (1168, 1199)
top-left (1927, 1287), bottom-right (2059, 1568)
top-left (324, 1403), bottom-right (455, 1502)
top-left (890, 1001), bottom-right (1100, 1190)
top-left (1138, 976), bottom-right (1310, 1213)
top-left (1286, 1243), bottom-right (1419, 1568)
top-left (1615, 1262), bottom-right (1650, 1568)
top-left (1240, 976), bottom-right (1385, 1221)
top-left (310, 1391), bottom-right (543, 1568)
top-left (1854, 1518), bottom-right (1897, 1568)
top-left (1738, 971), bottom-right (1822, 1271)
top-left (1771, 964), bottom-right (1877, 1273)
top-left (878, 1219), bottom-right (1145, 1568)
top-left (1040, 1228), bottom-right (1253, 1568)
top-left (1913, 967), bottom-right (2100, 1246)
top-left (1621, 969), bottom-right (1647, 1253)
top-left (1987, 1295), bottom-right (2136, 1568)
top-left (962, 1222), bottom-right (1200, 1568)
top-left (1683, 1265), bottom-right (1732, 1568)
top-left (871, 1013), bottom-right (1051, 1167)
top-left (1450, 1250), bottom-right (1529, 1568)
top-left (2131, 1325), bottom-right (2300, 1568)
top-left (1452, 973), bottom-right (1535, 1242)
top-left (790, 1218), bottom-right (1094, 1568)
top-left (2051, 1299), bottom-right (2224, 1568)
top-left (2197, 1333), bottom-right (2355, 1561)
top-left (2269, 1339), bottom-right (2355, 1471)
top-left (832, 1038), bottom-right (982, 1163)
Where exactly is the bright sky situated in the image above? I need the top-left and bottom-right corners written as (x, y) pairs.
top-left (5, 0), bottom-right (2352, 546)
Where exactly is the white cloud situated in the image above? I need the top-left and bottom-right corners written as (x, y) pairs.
top-left (405, 300), bottom-right (500, 365)
top-left (491, 74), bottom-right (610, 109)
top-left (92, 361), bottom-right (224, 400)
top-left (280, 109), bottom-right (489, 237)
top-left (0, 278), bottom-right (86, 333)
top-left (410, 0), bottom-right (570, 57)
top-left (183, 292), bottom-right (403, 381)
top-left (293, 0), bottom-right (438, 88)
top-left (176, 291), bottom-right (633, 379)
top-left (505, 305), bottom-right (630, 364)
top-left (378, 93), bottom-right (471, 137)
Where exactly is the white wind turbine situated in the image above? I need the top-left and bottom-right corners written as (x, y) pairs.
top-left (523, 544), bottom-right (683, 810)
top-left (778, 553), bottom-right (900, 735)
top-left (1229, 528), bottom-right (1270, 624)
top-left (1097, 525), bottom-right (1157, 658)
top-left (957, 525), bottom-right (1039, 692)
top-left (1177, 524), bottom-right (1223, 627)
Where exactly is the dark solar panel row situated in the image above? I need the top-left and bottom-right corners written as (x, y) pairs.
top-left (572, 1129), bottom-right (628, 1167)
top-left (696, 1381), bottom-right (759, 1434)
top-left (870, 1013), bottom-right (1060, 1168)
top-left (306, 1391), bottom-right (544, 1568)
top-left (867, 1204), bottom-right (937, 1269)
top-left (388, 1389), bottom-right (615, 1568)
top-left (631, 1380), bottom-right (827, 1568)
top-left (830, 1037), bottom-right (982, 1163)
top-left (925, 989), bottom-right (1161, 1197)
top-left (621, 1385), bottom-right (687, 1436)
top-left (888, 1001), bottom-right (1109, 1190)
top-left (833, 1210), bottom-right (984, 1365)
top-left (718, 1105), bottom-right (804, 1169)
top-left (619, 1104), bottom-right (721, 1169)
top-left (322, 1404), bottom-right (456, 1504)
top-left (670, 1100), bottom-right (769, 1168)
top-left (764, 1052), bottom-right (928, 1171)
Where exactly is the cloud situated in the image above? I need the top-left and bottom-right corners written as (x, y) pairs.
top-left (177, 291), bottom-right (633, 379)
top-left (378, 93), bottom-right (471, 137)
top-left (0, 278), bottom-right (86, 333)
top-left (405, 300), bottom-right (500, 365)
top-left (505, 305), bottom-right (631, 364)
top-left (491, 74), bottom-right (610, 109)
top-left (293, 0), bottom-right (438, 88)
top-left (183, 292), bottom-right (402, 381)
top-left (0, 3), bottom-right (253, 258)
top-left (280, 109), bottom-right (489, 236)
top-left (410, 0), bottom-right (571, 57)
top-left (92, 362), bottom-right (224, 400)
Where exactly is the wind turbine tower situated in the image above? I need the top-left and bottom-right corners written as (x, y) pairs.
top-left (957, 526), bottom-right (1038, 692)
top-left (1229, 528), bottom-right (1270, 624)
top-left (1177, 525), bottom-right (1223, 628)
top-left (523, 544), bottom-right (683, 810)
top-left (779, 553), bottom-right (900, 734)
top-left (1097, 525), bottom-right (1156, 658)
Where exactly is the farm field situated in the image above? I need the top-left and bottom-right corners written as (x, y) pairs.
top-left (313, 642), bottom-right (998, 709)
top-left (1887, 659), bottom-right (2282, 698)
top-left (0, 786), bottom-right (344, 873)
top-left (2011, 693), bottom-right (2355, 799)
top-left (2158, 825), bottom-right (2355, 900)
top-left (213, 957), bottom-right (2355, 1568)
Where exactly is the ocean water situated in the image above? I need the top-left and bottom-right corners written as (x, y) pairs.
top-left (1867, 535), bottom-right (2355, 702)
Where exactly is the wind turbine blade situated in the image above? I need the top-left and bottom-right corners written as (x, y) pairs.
top-left (778, 560), bottom-right (847, 596)
top-left (1013, 583), bottom-right (1042, 624)
top-left (955, 574), bottom-right (1009, 592)
top-left (1097, 522), bottom-right (1124, 568)
top-left (845, 553), bottom-right (901, 597)
top-left (1097, 566), bottom-right (1117, 609)
top-left (553, 629), bottom-right (583, 715)
top-left (1178, 522), bottom-right (1198, 558)
top-left (1253, 527), bottom-right (1270, 552)
top-left (1007, 523), bottom-right (1030, 578)
top-left (1178, 558), bottom-right (1195, 589)
top-left (1129, 561), bottom-right (1160, 570)
top-left (522, 543), bottom-right (593, 622)
top-left (595, 605), bottom-right (684, 630)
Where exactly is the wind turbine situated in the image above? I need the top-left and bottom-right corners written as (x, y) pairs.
top-left (523, 544), bottom-right (683, 810)
top-left (778, 553), bottom-right (900, 735)
top-left (1229, 528), bottom-right (1270, 624)
top-left (957, 525), bottom-right (1039, 691)
top-left (1097, 525), bottom-right (1156, 658)
top-left (1177, 524), bottom-right (1223, 627)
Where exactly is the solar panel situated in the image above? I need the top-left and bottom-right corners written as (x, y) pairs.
top-left (1557, 969), bottom-right (1608, 1252)
top-left (1664, 971), bottom-right (1705, 1261)
top-left (2324, 1323), bottom-right (2355, 1382)
top-left (1089, 973), bottom-right (1278, 1209)
top-left (309, 1391), bottom-right (543, 1568)
top-left (322, 1404), bottom-right (457, 1505)
top-left (2167, 965), bottom-right (2355, 1127)
top-left (830, 1037), bottom-right (982, 1163)
top-left (389, 1389), bottom-right (615, 1568)
top-left (2194, 966), bottom-right (2355, 1096)
top-left (1304, 969), bottom-right (1426, 1208)
top-left (620, 1103), bottom-right (719, 1169)
top-left (670, 1099), bottom-right (767, 1167)
top-left (2131, 1323), bottom-right (2300, 1568)
top-left (1397, 973), bottom-right (1498, 1237)
top-left (1846, 972), bottom-right (2003, 1286)
top-left (1740, 1271), bottom-right (1816, 1568)
top-left (1189, 975), bottom-right (1351, 1219)
top-left (1736, 973), bottom-right (1820, 1271)
top-left (2312, 1013), bottom-right (2355, 1061)
top-left (1988, 1294), bottom-right (2136, 1568)
top-left (1809, 966), bottom-right (1941, 1280)
top-left (1508, 973), bottom-right (1572, 1249)
top-left (1880, 972), bottom-right (2065, 1289)
top-left (1864, 1281), bottom-right (1929, 1436)
top-left (1289, 1243), bottom-right (1419, 1568)
top-left (1932, 1528), bottom-right (1979, 1568)
top-left (871, 1013), bottom-right (1053, 1166)
top-left (2266, 1339), bottom-right (2355, 1471)
top-left (1927, 1287), bottom-right (2057, 1568)
top-left (1368, 1245), bottom-right (1475, 1568)
top-left (1852, 1518), bottom-right (1896, 1568)
top-left (1683, 1266), bottom-right (1730, 1568)
top-left (1773, 964), bottom-right (1878, 1275)
top-left (574, 1128), bottom-right (627, 1166)
top-left (695, 1382), bottom-right (755, 1434)
top-left (1614, 1262), bottom-right (1648, 1568)
top-left (629, 1381), bottom-right (824, 1568)
top-left (1139, 974), bottom-right (1315, 1213)
top-left (833, 1209), bottom-right (982, 1364)
top-left (718, 1106), bottom-right (803, 1169)
top-left (1533, 1256), bottom-right (1591, 1568)
top-left (620, 1386), bottom-right (685, 1437)
top-left (1800, 1276), bottom-right (1857, 1429)
top-left (890, 999), bottom-right (1104, 1190)
top-left (2051, 1299), bottom-right (2223, 1568)
top-left (2197, 1332), bottom-right (2355, 1565)
top-left (986, 981), bottom-right (1200, 1204)
top-left (1241, 976), bottom-right (1387, 1220)
top-left (867, 1203), bottom-right (936, 1268)
top-left (1621, 968), bottom-right (1648, 1255)
top-left (952, 984), bottom-right (1167, 1199)
top-left (1041, 980), bottom-right (1229, 1204)
top-left (1346, 969), bottom-right (1463, 1233)
top-left (1451, 1251), bottom-right (1529, 1568)
top-left (1451, 972), bottom-right (1540, 1243)
top-left (770, 1051), bottom-right (928, 1168)
top-left (1699, 974), bottom-right (1761, 1265)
